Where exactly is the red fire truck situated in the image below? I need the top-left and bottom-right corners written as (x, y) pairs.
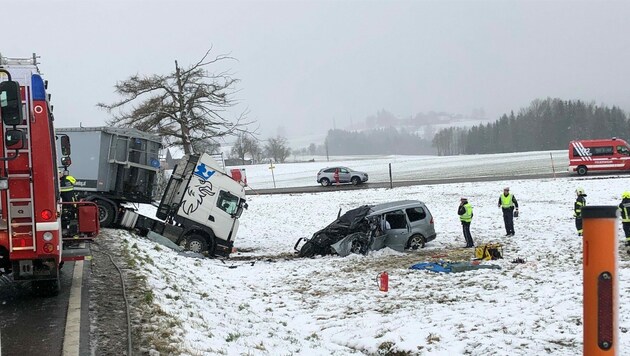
top-left (569, 138), bottom-right (630, 175)
top-left (0, 55), bottom-right (98, 295)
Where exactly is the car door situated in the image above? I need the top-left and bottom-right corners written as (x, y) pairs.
top-left (383, 209), bottom-right (411, 251)
top-left (339, 168), bottom-right (351, 183)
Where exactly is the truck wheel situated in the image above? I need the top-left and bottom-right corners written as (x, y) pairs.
top-left (577, 165), bottom-right (588, 176)
top-left (32, 276), bottom-right (60, 297)
top-left (96, 200), bottom-right (116, 227)
top-left (185, 234), bottom-right (216, 255)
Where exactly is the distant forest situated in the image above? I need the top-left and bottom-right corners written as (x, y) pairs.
top-left (325, 128), bottom-right (435, 155)
top-left (432, 98), bottom-right (629, 156)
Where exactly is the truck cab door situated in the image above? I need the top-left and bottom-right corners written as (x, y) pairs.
top-left (208, 190), bottom-right (241, 241)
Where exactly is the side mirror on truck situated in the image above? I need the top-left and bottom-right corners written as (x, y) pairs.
top-left (60, 156), bottom-right (72, 168)
top-left (59, 134), bottom-right (71, 156)
top-left (0, 81), bottom-right (23, 126)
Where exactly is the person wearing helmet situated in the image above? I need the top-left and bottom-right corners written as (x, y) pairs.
top-left (60, 171), bottom-right (77, 233)
top-left (574, 188), bottom-right (587, 236)
top-left (458, 197), bottom-right (474, 248)
top-left (498, 187), bottom-right (519, 236)
top-left (619, 191), bottom-right (630, 246)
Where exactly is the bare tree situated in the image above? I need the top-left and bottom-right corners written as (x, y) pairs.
top-left (98, 48), bottom-right (256, 155)
top-left (230, 133), bottom-right (255, 164)
top-left (191, 138), bottom-right (221, 155)
top-left (264, 136), bottom-right (291, 163)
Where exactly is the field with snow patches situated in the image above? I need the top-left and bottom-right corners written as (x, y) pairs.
top-left (121, 151), bottom-right (630, 355)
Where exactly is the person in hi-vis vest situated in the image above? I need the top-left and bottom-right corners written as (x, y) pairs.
top-left (619, 191), bottom-right (630, 246)
top-left (498, 187), bottom-right (519, 236)
top-left (458, 197), bottom-right (474, 248)
top-left (574, 187), bottom-right (587, 236)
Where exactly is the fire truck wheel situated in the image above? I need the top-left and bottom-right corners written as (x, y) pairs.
top-left (406, 234), bottom-right (426, 250)
top-left (32, 276), bottom-right (60, 297)
top-left (320, 178), bottom-right (330, 187)
top-left (97, 200), bottom-right (116, 227)
top-left (577, 165), bottom-right (588, 176)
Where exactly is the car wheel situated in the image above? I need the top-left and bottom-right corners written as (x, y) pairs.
top-left (406, 234), bottom-right (426, 250)
top-left (96, 200), bottom-right (116, 228)
top-left (577, 165), bottom-right (588, 176)
top-left (350, 238), bottom-right (363, 254)
top-left (299, 241), bottom-right (316, 257)
top-left (351, 176), bottom-right (361, 185)
top-left (320, 178), bottom-right (330, 187)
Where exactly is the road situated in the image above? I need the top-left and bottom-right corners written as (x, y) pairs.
top-left (247, 171), bottom-right (571, 195)
top-left (0, 261), bottom-right (89, 356)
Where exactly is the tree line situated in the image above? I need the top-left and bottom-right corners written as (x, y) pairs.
top-left (229, 133), bottom-right (291, 164)
top-left (432, 98), bottom-right (629, 155)
top-left (304, 128), bottom-right (435, 156)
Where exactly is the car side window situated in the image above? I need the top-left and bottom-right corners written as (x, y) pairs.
top-left (406, 207), bottom-right (426, 222)
top-left (324, 168), bottom-right (336, 173)
top-left (386, 210), bottom-right (408, 229)
top-left (340, 168), bottom-right (349, 173)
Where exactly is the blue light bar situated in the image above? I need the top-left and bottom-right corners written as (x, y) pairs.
top-left (31, 74), bottom-right (46, 101)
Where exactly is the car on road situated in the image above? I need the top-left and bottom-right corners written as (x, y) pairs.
top-left (296, 199), bottom-right (436, 257)
top-left (316, 166), bottom-right (368, 186)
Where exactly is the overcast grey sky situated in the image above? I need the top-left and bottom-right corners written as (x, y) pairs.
top-left (4, 0), bottom-right (630, 140)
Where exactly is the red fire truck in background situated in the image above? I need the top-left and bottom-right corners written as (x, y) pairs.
top-left (569, 138), bottom-right (630, 176)
top-left (0, 55), bottom-right (98, 295)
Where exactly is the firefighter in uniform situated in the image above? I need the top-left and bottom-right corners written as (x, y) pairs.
top-left (458, 197), bottom-right (474, 248)
top-left (619, 191), bottom-right (630, 246)
top-left (574, 187), bottom-right (587, 236)
top-left (60, 172), bottom-right (77, 232)
top-left (498, 187), bottom-right (519, 236)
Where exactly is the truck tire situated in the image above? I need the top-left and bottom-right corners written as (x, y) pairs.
top-left (32, 276), bottom-right (60, 297)
top-left (96, 200), bottom-right (116, 228)
top-left (185, 233), bottom-right (216, 255)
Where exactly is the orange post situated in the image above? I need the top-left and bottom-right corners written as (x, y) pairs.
top-left (582, 206), bottom-right (618, 355)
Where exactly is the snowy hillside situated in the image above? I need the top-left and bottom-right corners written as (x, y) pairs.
top-left (121, 152), bottom-right (630, 355)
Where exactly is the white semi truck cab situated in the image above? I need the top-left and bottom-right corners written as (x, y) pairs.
top-left (120, 153), bottom-right (247, 257)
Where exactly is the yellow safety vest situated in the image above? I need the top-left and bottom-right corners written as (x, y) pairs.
top-left (500, 194), bottom-right (514, 208)
top-left (460, 203), bottom-right (473, 222)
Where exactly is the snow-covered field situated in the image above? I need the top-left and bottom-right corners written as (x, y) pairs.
top-left (124, 151), bottom-right (630, 355)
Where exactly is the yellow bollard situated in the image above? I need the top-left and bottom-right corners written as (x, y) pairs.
top-left (582, 206), bottom-right (618, 355)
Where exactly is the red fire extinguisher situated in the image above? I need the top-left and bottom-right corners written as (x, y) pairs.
top-left (377, 271), bottom-right (389, 292)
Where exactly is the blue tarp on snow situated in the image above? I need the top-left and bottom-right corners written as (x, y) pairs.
top-left (410, 261), bottom-right (501, 273)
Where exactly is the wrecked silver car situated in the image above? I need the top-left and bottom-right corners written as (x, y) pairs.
top-left (295, 200), bottom-right (436, 257)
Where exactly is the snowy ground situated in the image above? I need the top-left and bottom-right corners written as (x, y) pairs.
top-left (121, 151), bottom-right (630, 355)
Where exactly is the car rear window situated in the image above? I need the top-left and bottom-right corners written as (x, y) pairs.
top-left (406, 207), bottom-right (426, 222)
